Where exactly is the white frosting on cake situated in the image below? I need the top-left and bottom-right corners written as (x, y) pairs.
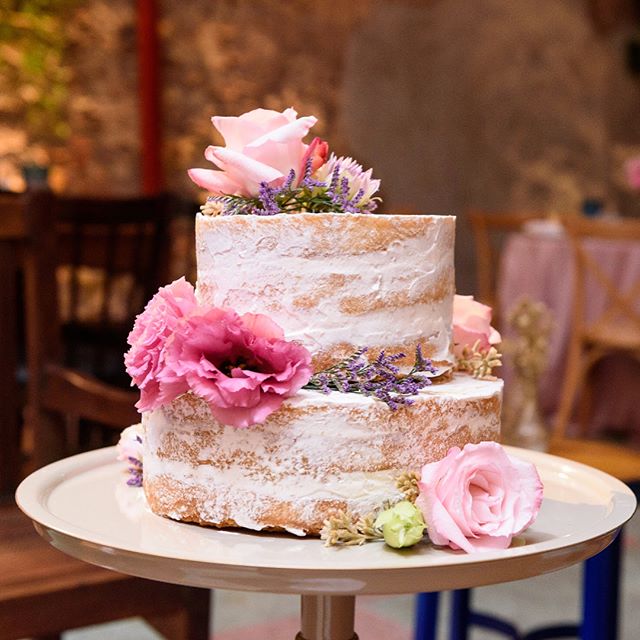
top-left (140, 211), bottom-right (503, 536)
top-left (143, 375), bottom-right (502, 535)
top-left (195, 212), bottom-right (455, 368)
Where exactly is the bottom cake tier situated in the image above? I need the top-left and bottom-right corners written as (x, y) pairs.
top-left (142, 373), bottom-right (503, 536)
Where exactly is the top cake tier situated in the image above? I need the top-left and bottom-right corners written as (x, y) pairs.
top-left (195, 212), bottom-right (455, 370)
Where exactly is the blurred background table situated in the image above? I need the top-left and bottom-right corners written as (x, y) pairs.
top-left (497, 223), bottom-right (640, 443)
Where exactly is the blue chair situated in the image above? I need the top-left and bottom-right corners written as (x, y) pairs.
top-left (414, 481), bottom-right (637, 640)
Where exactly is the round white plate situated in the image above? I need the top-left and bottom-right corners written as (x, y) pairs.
top-left (16, 446), bottom-right (637, 595)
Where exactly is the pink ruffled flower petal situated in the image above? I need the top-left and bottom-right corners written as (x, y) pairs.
top-left (125, 278), bottom-right (197, 412)
top-left (161, 306), bottom-right (313, 428)
top-left (240, 312), bottom-right (285, 340)
top-left (209, 393), bottom-right (285, 429)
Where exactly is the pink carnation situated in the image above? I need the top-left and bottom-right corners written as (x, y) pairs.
top-left (416, 442), bottom-right (543, 553)
top-left (124, 278), bottom-right (197, 411)
top-left (452, 294), bottom-right (501, 358)
top-left (188, 107), bottom-right (320, 198)
top-left (161, 307), bottom-right (313, 428)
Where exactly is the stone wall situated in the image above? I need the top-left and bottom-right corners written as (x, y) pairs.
top-left (1, 0), bottom-right (639, 287)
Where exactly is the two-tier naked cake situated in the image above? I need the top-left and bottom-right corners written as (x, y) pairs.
top-left (125, 107), bottom-right (503, 536)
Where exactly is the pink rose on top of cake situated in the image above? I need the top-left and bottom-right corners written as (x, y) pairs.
top-left (452, 294), bottom-right (501, 358)
top-left (188, 107), bottom-right (322, 198)
top-left (161, 307), bottom-right (313, 428)
top-left (416, 441), bottom-right (543, 553)
top-left (125, 278), bottom-right (196, 411)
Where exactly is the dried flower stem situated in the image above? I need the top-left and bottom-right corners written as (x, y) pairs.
top-left (396, 471), bottom-right (420, 503)
top-left (320, 510), bottom-right (384, 546)
top-left (456, 341), bottom-right (502, 379)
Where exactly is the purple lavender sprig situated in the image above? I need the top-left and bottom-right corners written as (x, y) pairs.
top-left (305, 345), bottom-right (437, 410)
top-left (125, 456), bottom-right (143, 487)
top-left (203, 155), bottom-right (380, 216)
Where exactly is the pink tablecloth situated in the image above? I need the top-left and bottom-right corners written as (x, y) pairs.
top-left (497, 230), bottom-right (640, 440)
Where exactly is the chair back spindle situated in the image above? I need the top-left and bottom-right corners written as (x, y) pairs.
top-left (554, 216), bottom-right (640, 440)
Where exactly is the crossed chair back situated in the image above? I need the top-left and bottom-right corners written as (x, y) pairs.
top-left (467, 209), bottom-right (543, 315)
top-left (418, 212), bottom-right (640, 640)
top-left (553, 215), bottom-right (640, 443)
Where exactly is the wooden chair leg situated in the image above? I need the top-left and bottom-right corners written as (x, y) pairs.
top-left (147, 587), bottom-right (211, 640)
top-left (23, 406), bottom-right (67, 472)
top-left (553, 350), bottom-right (586, 440)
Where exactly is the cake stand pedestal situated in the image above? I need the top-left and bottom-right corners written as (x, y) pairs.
top-left (16, 446), bottom-right (637, 640)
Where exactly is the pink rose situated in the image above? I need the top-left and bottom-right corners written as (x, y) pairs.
top-left (124, 278), bottom-right (197, 411)
top-left (452, 294), bottom-right (501, 358)
top-left (188, 107), bottom-right (319, 198)
top-left (161, 307), bottom-right (313, 428)
top-left (625, 156), bottom-right (640, 190)
top-left (416, 442), bottom-right (543, 553)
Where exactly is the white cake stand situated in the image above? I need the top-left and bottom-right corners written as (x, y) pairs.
top-left (16, 446), bottom-right (637, 640)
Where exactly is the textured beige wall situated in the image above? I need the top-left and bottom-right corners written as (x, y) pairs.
top-left (2, 0), bottom-right (638, 286)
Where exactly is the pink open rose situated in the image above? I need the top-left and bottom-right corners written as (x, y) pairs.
top-left (452, 294), bottom-right (501, 358)
top-left (124, 278), bottom-right (197, 412)
top-left (161, 307), bottom-right (313, 428)
top-left (416, 442), bottom-right (543, 553)
top-left (188, 107), bottom-right (321, 198)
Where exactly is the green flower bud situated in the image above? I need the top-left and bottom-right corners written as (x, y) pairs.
top-left (374, 500), bottom-right (426, 549)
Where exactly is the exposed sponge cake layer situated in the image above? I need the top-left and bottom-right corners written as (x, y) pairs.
top-left (195, 212), bottom-right (456, 370)
top-left (143, 375), bottom-right (502, 536)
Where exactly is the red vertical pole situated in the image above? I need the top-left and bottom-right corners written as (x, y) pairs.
top-left (137, 0), bottom-right (163, 194)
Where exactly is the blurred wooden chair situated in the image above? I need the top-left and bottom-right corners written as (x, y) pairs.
top-left (0, 188), bottom-right (211, 640)
top-left (416, 214), bottom-right (640, 640)
top-left (553, 216), bottom-right (640, 447)
top-left (468, 209), bottom-right (543, 314)
top-left (53, 193), bottom-right (171, 388)
top-left (0, 191), bottom-right (27, 496)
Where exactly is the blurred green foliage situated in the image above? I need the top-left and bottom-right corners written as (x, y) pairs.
top-left (0, 0), bottom-right (81, 148)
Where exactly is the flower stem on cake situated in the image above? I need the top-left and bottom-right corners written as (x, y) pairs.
top-left (456, 341), bottom-right (502, 379)
top-left (320, 510), bottom-right (385, 546)
top-left (396, 470), bottom-right (420, 503)
top-left (453, 294), bottom-right (502, 379)
top-left (305, 345), bottom-right (437, 409)
top-left (189, 107), bottom-right (380, 215)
